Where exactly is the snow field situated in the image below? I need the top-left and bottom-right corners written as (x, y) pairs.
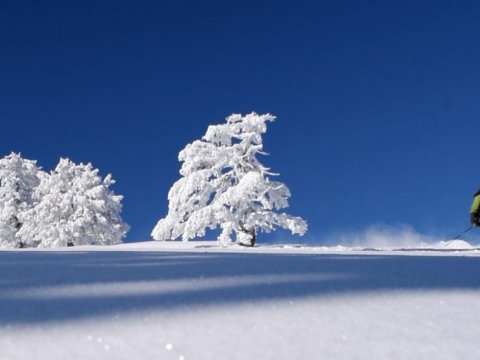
top-left (2, 290), bottom-right (480, 360)
top-left (1, 243), bottom-right (480, 359)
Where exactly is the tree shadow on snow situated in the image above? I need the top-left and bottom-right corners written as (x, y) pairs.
top-left (0, 251), bottom-right (479, 325)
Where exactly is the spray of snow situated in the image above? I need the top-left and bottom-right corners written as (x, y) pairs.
top-left (325, 224), bottom-right (446, 249)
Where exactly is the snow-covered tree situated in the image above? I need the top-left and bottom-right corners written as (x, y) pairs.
top-left (18, 158), bottom-right (129, 247)
top-left (152, 112), bottom-right (307, 246)
top-left (0, 153), bottom-right (42, 248)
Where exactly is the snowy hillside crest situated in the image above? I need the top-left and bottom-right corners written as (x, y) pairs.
top-left (151, 112), bottom-right (308, 246)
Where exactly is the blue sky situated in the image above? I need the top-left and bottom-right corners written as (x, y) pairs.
top-left (1, 0), bottom-right (480, 242)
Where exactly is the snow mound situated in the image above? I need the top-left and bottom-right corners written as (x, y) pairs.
top-left (439, 239), bottom-right (474, 249)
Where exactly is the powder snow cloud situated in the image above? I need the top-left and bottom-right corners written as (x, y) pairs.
top-left (324, 224), bottom-right (441, 249)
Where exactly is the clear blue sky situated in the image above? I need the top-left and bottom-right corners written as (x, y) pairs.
top-left (1, 0), bottom-right (480, 242)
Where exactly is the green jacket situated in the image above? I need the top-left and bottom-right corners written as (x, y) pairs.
top-left (471, 194), bottom-right (480, 214)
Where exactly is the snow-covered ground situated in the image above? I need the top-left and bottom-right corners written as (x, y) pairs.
top-left (1, 240), bottom-right (480, 359)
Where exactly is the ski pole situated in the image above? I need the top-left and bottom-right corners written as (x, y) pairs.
top-left (444, 225), bottom-right (474, 247)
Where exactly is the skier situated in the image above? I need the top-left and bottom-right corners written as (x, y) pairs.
top-left (470, 189), bottom-right (480, 227)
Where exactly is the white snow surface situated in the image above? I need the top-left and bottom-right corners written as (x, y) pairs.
top-left (1, 240), bottom-right (480, 359)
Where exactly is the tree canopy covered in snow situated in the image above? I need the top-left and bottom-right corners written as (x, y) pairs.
top-left (0, 153), bottom-right (128, 248)
top-left (18, 158), bottom-right (129, 248)
top-left (152, 112), bottom-right (307, 246)
top-left (0, 153), bottom-right (42, 248)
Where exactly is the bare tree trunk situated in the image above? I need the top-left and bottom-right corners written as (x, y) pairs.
top-left (249, 228), bottom-right (256, 247)
top-left (238, 227), bottom-right (256, 247)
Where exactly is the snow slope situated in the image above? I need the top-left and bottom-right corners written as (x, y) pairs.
top-left (1, 241), bottom-right (480, 359)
